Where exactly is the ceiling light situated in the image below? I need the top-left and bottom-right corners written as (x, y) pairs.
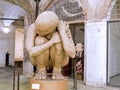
top-left (3, 26), bottom-right (10, 33)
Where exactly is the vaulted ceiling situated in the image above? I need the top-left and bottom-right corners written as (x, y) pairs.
top-left (0, 0), bottom-right (119, 27)
top-left (0, 0), bottom-right (35, 27)
top-left (0, 0), bottom-right (55, 27)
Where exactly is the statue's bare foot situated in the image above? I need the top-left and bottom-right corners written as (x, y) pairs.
top-left (34, 70), bottom-right (47, 80)
top-left (52, 71), bottom-right (64, 80)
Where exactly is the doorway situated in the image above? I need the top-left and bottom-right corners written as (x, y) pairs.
top-left (107, 21), bottom-right (120, 86)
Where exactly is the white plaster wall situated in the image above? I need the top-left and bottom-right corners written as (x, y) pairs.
top-left (85, 21), bottom-right (107, 87)
top-left (14, 28), bottom-right (24, 60)
top-left (0, 25), bottom-right (15, 67)
top-left (108, 22), bottom-right (120, 77)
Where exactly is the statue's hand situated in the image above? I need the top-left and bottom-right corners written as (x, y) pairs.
top-left (58, 20), bottom-right (69, 32)
top-left (58, 20), bottom-right (71, 39)
top-left (51, 32), bottom-right (61, 44)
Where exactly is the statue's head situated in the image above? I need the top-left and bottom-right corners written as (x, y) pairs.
top-left (35, 11), bottom-right (59, 36)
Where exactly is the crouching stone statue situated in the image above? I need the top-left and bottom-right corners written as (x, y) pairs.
top-left (26, 11), bottom-right (76, 80)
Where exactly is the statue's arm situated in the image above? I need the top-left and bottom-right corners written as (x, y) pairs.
top-left (29, 33), bottom-right (61, 57)
top-left (26, 23), bottom-right (53, 57)
top-left (26, 24), bottom-right (61, 57)
top-left (58, 20), bottom-right (76, 58)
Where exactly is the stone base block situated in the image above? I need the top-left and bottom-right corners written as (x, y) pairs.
top-left (30, 77), bottom-right (68, 90)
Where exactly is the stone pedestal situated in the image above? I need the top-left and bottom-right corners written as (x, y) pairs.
top-left (30, 77), bottom-right (68, 90)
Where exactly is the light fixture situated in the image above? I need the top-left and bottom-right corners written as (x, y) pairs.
top-left (3, 26), bottom-right (10, 33)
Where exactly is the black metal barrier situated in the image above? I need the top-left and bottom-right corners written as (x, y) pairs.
top-left (74, 58), bottom-right (77, 90)
top-left (13, 66), bottom-right (15, 90)
top-left (13, 66), bottom-right (20, 90)
top-left (17, 71), bottom-right (20, 90)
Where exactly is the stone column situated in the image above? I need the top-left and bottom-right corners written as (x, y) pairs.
top-left (84, 20), bottom-right (107, 87)
top-left (23, 15), bottom-right (33, 76)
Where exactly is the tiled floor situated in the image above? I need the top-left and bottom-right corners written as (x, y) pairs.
top-left (0, 67), bottom-right (119, 90)
top-left (109, 74), bottom-right (120, 87)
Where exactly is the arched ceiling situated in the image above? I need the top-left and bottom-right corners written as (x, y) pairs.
top-left (4, 0), bottom-right (34, 16)
top-left (0, 0), bottom-right (35, 27)
top-left (0, 0), bottom-right (116, 27)
top-left (0, 0), bottom-right (53, 26)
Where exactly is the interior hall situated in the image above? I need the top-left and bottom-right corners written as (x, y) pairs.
top-left (0, 0), bottom-right (120, 90)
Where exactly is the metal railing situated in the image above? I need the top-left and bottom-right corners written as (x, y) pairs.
top-left (13, 66), bottom-right (20, 90)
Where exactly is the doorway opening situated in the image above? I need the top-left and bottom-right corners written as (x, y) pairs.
top-left (107, 0), bottom-right (120, 87)
top-left (107, 20), bottom-right (120, 86)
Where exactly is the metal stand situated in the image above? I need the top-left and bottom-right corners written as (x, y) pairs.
top-left (17, 71), bottom-right (20, 90)
top-left (13, 66), bottom-right (20, 90)
top-left (13, 66), bottom-right (15, 90)
top-left (73, 58), bottom-right (77, 90)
